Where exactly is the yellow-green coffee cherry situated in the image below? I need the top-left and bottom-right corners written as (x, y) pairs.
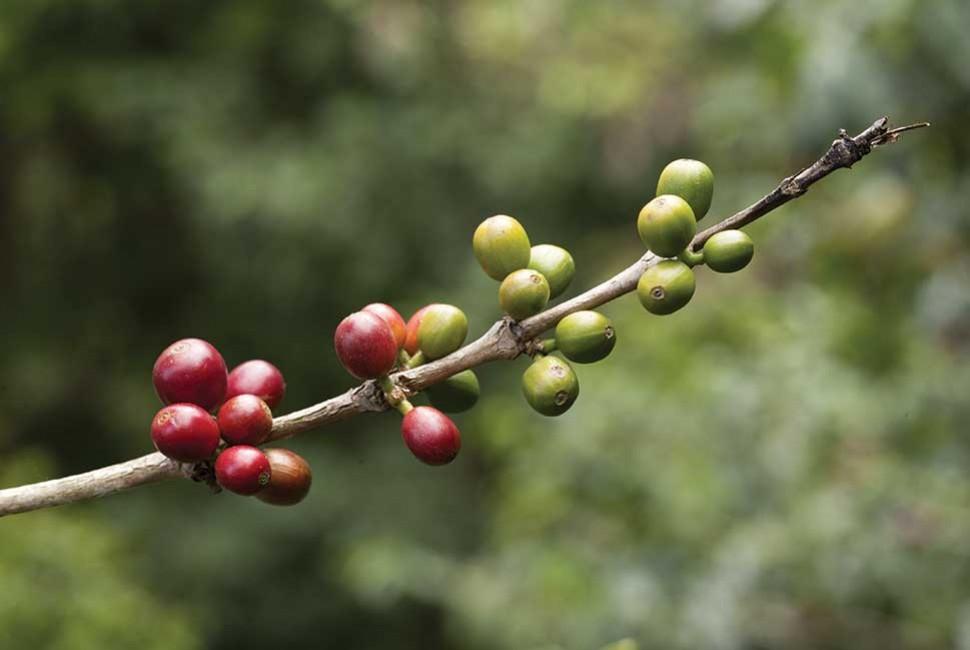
top-left (521, 355), bottom-right (579, 416)
top-left (554, 310), bottom-right (616, 364)
top-left (637, 260), bottom-right (695, 315)
top-left (426, 370), bottom-right (480, 413)
top-left (702, 230), bottom-right (754, 273)
top-left (637, 195), bottom-right (696, 258)
top-left (499, 269), bottom-right (550, 321)
top-left (417, 304), bottom-right (468, 359)
top-left (528, 244), bottom-right (575, 299)
top-left (473, 215), bottom-right (531, 281)
top-left (656, 159), bottom-right (714, 220)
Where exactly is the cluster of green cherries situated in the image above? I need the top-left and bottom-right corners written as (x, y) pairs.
top-left (472, 215), bottom-right (614, 416)
top-left (636, 159), bottom-right (754, 314)
top-left (470, 158), bottom-right (755, 417)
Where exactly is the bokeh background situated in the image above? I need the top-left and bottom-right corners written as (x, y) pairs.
top-left (1, 1), bottom-right (968, 648)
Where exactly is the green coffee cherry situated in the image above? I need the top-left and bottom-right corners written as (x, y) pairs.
top-left (473, 215), bottom-right (532, 281)
top-left (702, 230), bottom-right (754, 273)
top-left (417, 304), bottom-right (468, 359)
top-left (554, 310), bottom-right (616, 364)
top-left (637, 195), bottom-right (696, 258)
top-left (426, 370), bottom-right (480, 413)
top-left (521, 355), bottom-right (579, 416)
top-left (656, 159), bottom-right (714, 220)
top-left (527, 244), bottom-right (575, 299)
top-left (499, 269), bottom-right (550, 321)
top-left (637, 260), bottom-right (695, 315)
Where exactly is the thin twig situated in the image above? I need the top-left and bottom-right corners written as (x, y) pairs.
top-left (0, 116), bottom-right (926, 517)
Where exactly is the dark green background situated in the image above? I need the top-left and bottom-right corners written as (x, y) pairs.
top-left (1, 1), bottom-right (968, 648)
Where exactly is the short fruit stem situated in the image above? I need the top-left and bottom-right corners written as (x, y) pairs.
top-left (678, 248), bottom-right (705, 268)
top-left (539, 338), bottom-right (558, 354)
top-left (397, 349), bottom-right (412, 366)
top-left (405, 351), bottom-right (426, 369)
top-left (395, 399), bottom-right (414, 416)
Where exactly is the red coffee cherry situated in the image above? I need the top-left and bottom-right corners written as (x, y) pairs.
top-left (217, 394), bottom-right (273, 446)
top-left (226, 360), bottom-right (286, 409)
top-left (334, 311), bottom-right (399, 379)
top-left (152, 338), bottom-right (228, 412)
top-left (214, 445), bottom-right (272, 495)
top-left (401, 406), bottom-right (461, 466)
top-left (362, 303), bottom-right (407, 349)
top-left (150, 403), bottom-right (221, 462)
top-left (256, 448), bottom-right (313, 506)
top-left (403, 304), bottom-right (437, 355)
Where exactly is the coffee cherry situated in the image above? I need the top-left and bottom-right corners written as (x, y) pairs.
top-left (637, 260), bottom-right (695, 315)
top-left (637, 195), bottom-right (697, 258)
top-left (334, 311), bottom-right (399, 379)
top-left (150, 403), bottom-right (221, 462)
top-left (417, 304), bottom-right (468, 360)
top-left (215, 445), bottom-right (272, 495)
top-left (528, 244), bottom-right (575, 299)
top-left (217, 394), bottom-right (273, 446)
top-left (256, 448), bottom-right (312, 506)
top-left (362, 303), bottom-right (407, 349)
top-left (657, 159), bottom-right (714, 220)
top-left (426, 370), bottom-right (480, 413)
top-left (554, 310), bottom-right (616, 364)
top-left (499, 269), bottom-right (550, 321)
top-left (401, 406), bottom-right (461, 465)
top-left (226, 360), bottom-right (286, 410)
top-left (152, 338), bottom-right (228, 412)
top-left (702, 230), bottom-right (754, 273)
top-left (521, 355), bottom-right (579, 416)
top-left (404, 304), bottom-right (436, 355)
top-left (473, 215), bottom-right (532, 281)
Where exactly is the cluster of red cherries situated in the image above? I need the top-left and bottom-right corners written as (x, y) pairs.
top-left (150, 339), bottom-right (311, 505)
top-left (334, 303), bottom-right (465, 466)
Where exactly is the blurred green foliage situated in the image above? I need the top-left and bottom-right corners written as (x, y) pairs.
top-left (1, 1), bottom-right (968, 648)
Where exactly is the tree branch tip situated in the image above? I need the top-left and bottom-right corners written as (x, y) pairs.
top-left (872, 120), bottom-right (931, 146)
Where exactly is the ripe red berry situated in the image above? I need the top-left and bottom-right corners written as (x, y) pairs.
top-left (217, 394), bottom-right (273, 446)
top-left (152, 338), bottom-right (228, 412)
top-left (334, 311), bottom-right (398, 379)
top-left (403, 304), bottom-right (437, 355)
top-left (214, 445), bottom-right (272, 495)
top-left (401, 406), bottom-right (461, 466)
top-left (150, 403), bottom-right (221, 462)
top-left (362, 303), bottom-right (407, 349)
top-left (256, 448), bottom-right (313, 506)
top-left (226, 360), bottom-right (286, 409)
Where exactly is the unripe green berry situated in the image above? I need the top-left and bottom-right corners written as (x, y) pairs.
top-left (554, 310), bottom-right (616, 364)
top-left (426, 369), bottom-right (480, 413)
top-left (637, 195), bottom-right (696, 257)
top-left (527, 244), bottom-right (575, 299)
top-left (417, 304), bottom-right (468, 359)
top-left (499, 269), bottom-right (550, 321)
top-left (473, 215), bottom-right (532, 281)
top-left (656, 159), bottom-right (714, 220)
top-left (702, 230), bottom-right (754, 273)
top-left (637, 260), bottom-right (695, 315)
top-left (521, 355), bottom-right (579, 417)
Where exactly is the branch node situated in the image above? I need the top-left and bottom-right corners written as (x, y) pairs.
top-left (523, 337), bottom-right (546, 357)
top-left (353, 381), bottom-right (390, 413)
